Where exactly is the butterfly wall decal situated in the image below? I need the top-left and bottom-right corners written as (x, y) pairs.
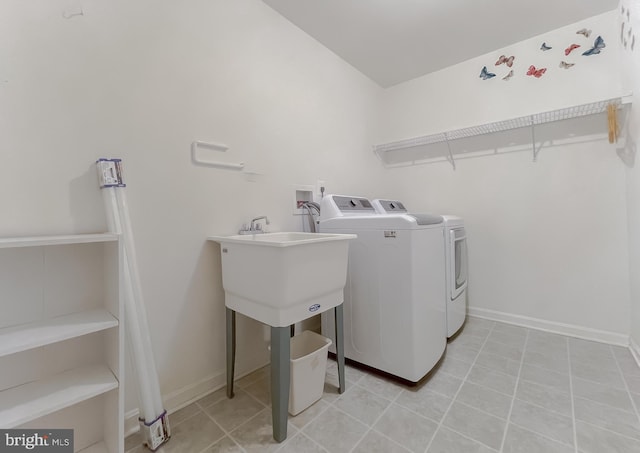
top-left (582, 36), bottom-right (605, 56)
top-left (576, 28), bottom-right (592, 38)
top-left (540, 42), bottom-right (552, 51)
top-left (502, 70), bottom-right (514, 81)
top-left (559, 61), bottom-right (575, 69)
top-left (479, 66), bottom-right (496, 80)
top-left (526, 65), bottom-right (546, 78)
top-left (565, 44), bottom-right (581, 55)
top-left (495, 55), bottom-right (515, 67)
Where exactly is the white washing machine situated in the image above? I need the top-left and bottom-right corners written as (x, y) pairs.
top-left (319, 194), bottom-right (446, 383)
top-left (373, 200), bottom-right (468, 338)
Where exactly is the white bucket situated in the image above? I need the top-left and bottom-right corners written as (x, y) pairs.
top-left (288, 330), bottom-right (332, 415)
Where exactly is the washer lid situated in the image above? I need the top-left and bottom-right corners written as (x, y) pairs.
top-left (408, 213), bottom-right (444, 225)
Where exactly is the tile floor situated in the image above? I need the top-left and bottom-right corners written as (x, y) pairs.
top-left (125, 317), bottom-right (640, 453)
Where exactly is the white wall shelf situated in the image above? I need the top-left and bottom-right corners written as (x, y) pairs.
top-left (0, 234), bottom-right (118, 249)
top-left (373, 95), bottom-right (633, 169)
top-left (0, 309), bottom-right (118, 358)
top-left (0, 234), bottom-right (123, 452)
top-left (0, 364), bottom-right (118, 428)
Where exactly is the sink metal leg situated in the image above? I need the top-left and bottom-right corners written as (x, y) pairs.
top-left (271, 326), bottom-right (290, 442)
top-left (335, 304), bottom-right (346, 394)
top-left (226, 308), bottom-right (236, 399)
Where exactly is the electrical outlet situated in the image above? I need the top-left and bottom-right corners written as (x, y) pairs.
top-left (316, 180), bottom-right (326, 200)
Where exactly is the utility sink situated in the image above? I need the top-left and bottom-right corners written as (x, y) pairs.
top-left (208, 232), bottom-right (356, 327)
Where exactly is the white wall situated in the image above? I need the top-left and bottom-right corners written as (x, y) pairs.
top-left (620, 0), bottom-right (640, 356)
top-left (378, 11), bottom-right (631, 341)
top-left (0, 0), bottom-right (386, 418)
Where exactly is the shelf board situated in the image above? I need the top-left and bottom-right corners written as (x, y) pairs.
top-left (0, 234), bottom-right (118, 249)
top-left (0, 364), bottom-right (118, 428)
top-left (373, 95), bottom-right (633, 167)
top-left (0, 309), bottom-right (118, 358)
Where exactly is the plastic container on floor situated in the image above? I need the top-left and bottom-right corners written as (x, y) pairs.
top-left (289, 330), bottom-right (332, 416)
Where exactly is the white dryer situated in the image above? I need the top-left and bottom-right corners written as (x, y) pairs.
top-left (319, 195), bottom-right (446, 383)
top-left (373, 200), bottom-right (468, 338)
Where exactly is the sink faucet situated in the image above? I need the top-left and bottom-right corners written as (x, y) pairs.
top-left (239, 216), bottom-right (270, 234)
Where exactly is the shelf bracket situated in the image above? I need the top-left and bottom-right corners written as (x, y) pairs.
top-left (444, 133), bottom-right (456, 170)
top-left (531, 118), bottom-right (541, 162)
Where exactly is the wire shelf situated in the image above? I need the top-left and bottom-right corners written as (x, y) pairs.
top-left (374, 95), bottom-right (632, 168)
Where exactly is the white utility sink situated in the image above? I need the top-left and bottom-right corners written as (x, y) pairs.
top-left (208, 232), bottom-right (356, 327)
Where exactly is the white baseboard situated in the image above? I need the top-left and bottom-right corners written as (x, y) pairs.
top-left (124, 362), bottom-right (269, 438)
top-left (630, 336), bottom-right (640, 368)
top-left (468, 307), bottom-right (629, 347)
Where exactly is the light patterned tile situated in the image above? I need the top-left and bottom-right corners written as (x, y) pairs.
top-left (445, 343), bottom-right (480, 363)
top-left (197, 387), bottom-right (229, 409)
top-left (465, 317), bottom-right (496, 330)
top-left (427, 427), bottom-right (496, 453)
top-left (353, 430), bottom-right (411, 453)
top-left (396, 386), bottom-right (452, 423)
top-left (467, 364), bottom-right (517, 396)
top-left (573, 396), bottom-right (640, 441)
top-left (278, 433), bottom-right (327, 453)
top-left (491, 323), bottom-right (527, 337)
top-left (230, 408), bottom-right (296, 453)
top-left (436, 354), bottom-right (473, 378)
top-left (160, 412), bottom-right (225, 453)
top-left (475, 350), bottom-right (521, 376)
top-left (571, 360), bottom-right (626, 389)
top-left (450, 333), bottom-right (486, 350)
top-left (169, 402), bottom-right (202, 426)
top-left (520, 364), bottom-right (570, 393)
top-left (289, 399), bottom-right (329, 430)
top-left (202, 436), bottom-right (244, 453)
top-left (576, 420), bottom-right (640, 453)
top-left (616, 352), bottom-right (640, 377)
top-left (459, 323), bottom-right (492, 338)
top-left (326, 361), bottom-right (366, 384)
top-left (358, 373), bottom-right (405, 400)
top-left (503, 424), bottom-right (574, 453)
top-left (482, 340), bottom-right (524, 361)
top-left (243, 376), bottom-right (270, 406)
top-left (523, 349), bottom-right (569, 375)
top-left (334, 384), bottom-right (391, 426)
top-left (203, 389), bottom-right (265, 432)
top-left (236, 366), bottom-right (269, 388)
top-left (487, 330), bottom-right (527, 348)
top-left (569, 338), bottom-right (616, 361)
top-left (455, 381), bottom-right (512, 419)
top-left (303, 406), bottom-right (368, 453)
top-left (418, 369), bottom-right (463, 397)
top-left (442, 402), bottom-right (507, 450)
top-left (515, 379), bottom-right (572, 417)
top-left (510, 399), bottom-right (574, 447)
top-left (572, 377), bottom-right (635, 412)
top-left (625, 374), bottom-right (640, 394)
top-left (322, 373), bottom-right (346, 403)
top-left (373, 404), bottom-right (438, 453)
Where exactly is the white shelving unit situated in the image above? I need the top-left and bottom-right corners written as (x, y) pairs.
top-left (0, 234), bottom-right (123, 453)
top-left (373, 95), bottom-right (633, 169)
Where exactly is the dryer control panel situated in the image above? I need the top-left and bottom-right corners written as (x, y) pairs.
top-left (320, 194), bottom-right (376, 220)
top-left (332, 196), bottom-right (375, 212)
top-left (372, 199), bottom-right (407, 213)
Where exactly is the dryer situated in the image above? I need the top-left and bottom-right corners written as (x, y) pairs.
top-left (373, 199), bottom-right (467, 338)
top-left (319, 195), bottom-right (446, 383)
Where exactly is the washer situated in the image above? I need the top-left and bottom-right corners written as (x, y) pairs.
top-left (373, 200), bottom-right (468, 338)
top-left (319, 194), bottom-right (446, 383)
